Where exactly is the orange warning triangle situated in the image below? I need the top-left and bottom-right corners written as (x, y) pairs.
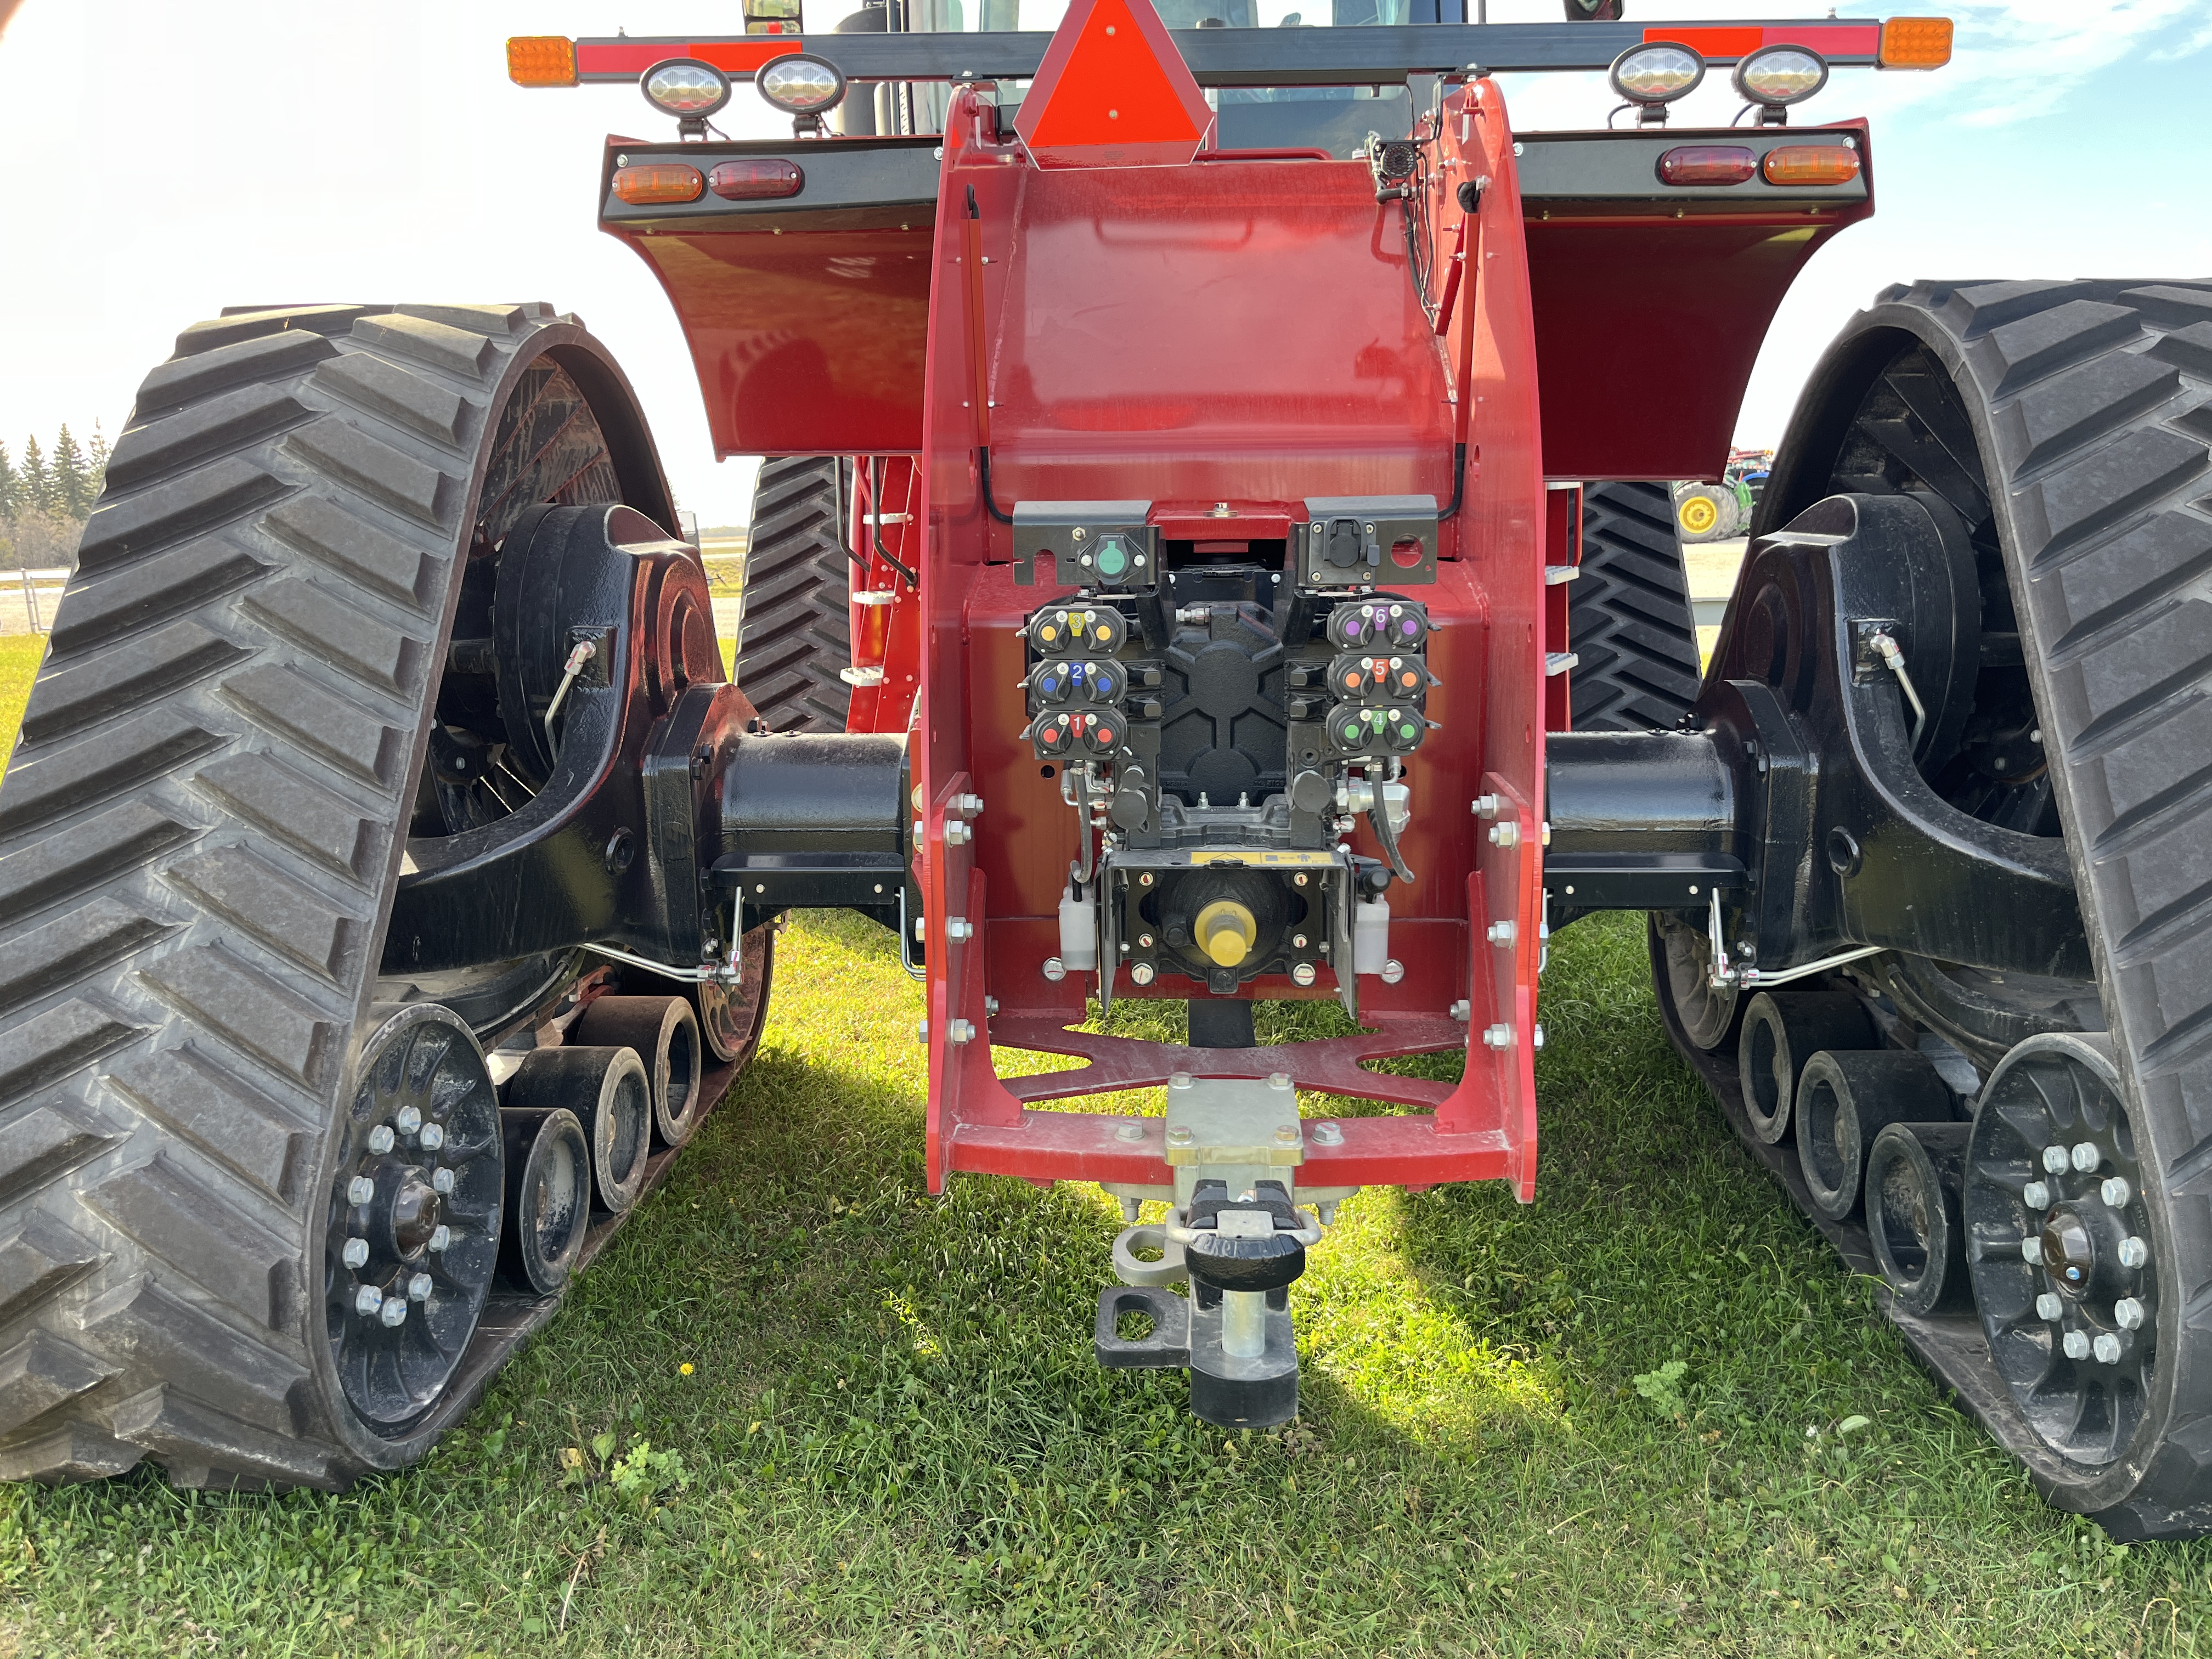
top-left (1016, 0), bottom-right (1212, 168)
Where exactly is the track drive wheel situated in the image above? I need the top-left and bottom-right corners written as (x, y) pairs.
top-left (1568, 480), bottom-right (1704, 732)
top-left (731, 456), bottom-right (854, 732)
top-left (0, 302), bottom-right (680, 1488)
top-left (1741, 278), bottom-right (2212, 1536)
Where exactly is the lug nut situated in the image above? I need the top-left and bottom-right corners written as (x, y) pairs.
top-left (2062, 1329), bottom-right (2091, 1361)
top-left (367, 1125), bottom-right (395, 1155)
top-left (432, 1168), bottom-right (455, 1195)
top-left (342, 1237), bottom-right (370, 1269)
top-left (1273, 1124), bottom-right (1301, 1146)
top-left (2022, 1181), bottom-right (2051, 1210)
top-left (2102, 1176), bottom-right (2133, 1209)
top-left (396, 1105), bottom-right (422, 1135)
top-left (2093, 1332), bottom-right (2123, 1364)
top-left (2021, 1237), bottom-right (2045, 1265)
top-left (354, 1285), bottom-right (385, 1317)
top-left (1166, 1126), bottom-right (1194, 1148)
top-left (947, 1019), bottom-right (976, 1045)
top-left (420, 1124), bottom-right (445, 1152)
top-left (1483, 1023), bottom-right (1514, 1051)
top-left (2119, 1235), bottom-right (2149, 1269)
top-left (1487, 921), bottom-right (1516, 946)
top-left (380, 1296), bottom-right (409, 1328)
top-left (2042, 1145), bottom-right (2071, 1175)
top-left (347, 1176), bottom-right (377, 1206)
top-left (2071, 1142), bottom-right (2103, 1173)
top-left (1290, 962), bottom-right (1317, 987)
top-left (428, 1224), bottom-right (452, 1253)
top-left (2035, 1292), bottom-right (2063, 1321)
top-left (1042, 957), bottom-right (1068, 982)
top-left (408, 1272), bottom-right (435, 1302)
top-left (2115, 1296), bottom-right (2147, 1331)
top-left (1311, 1122), bottom-right (1344, 1147)
top-left (1131, 962), bottom-right (1156, 986)
top-left (1115, 1121), bottom-right (1145, 1143)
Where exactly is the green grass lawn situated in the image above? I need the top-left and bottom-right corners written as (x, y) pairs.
top-left (3, 639), bottom-right (2212, 1654)
top-left (0, 635), bottom-right (40, 778)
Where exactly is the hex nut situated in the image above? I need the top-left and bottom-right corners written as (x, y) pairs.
top-left (2023, 1181), bottom-right (2051, 1209)
top-left (2035, 1292), bottom-right (2063, 1321)
top-left (380, 1296), bottom-right (409, 1328)
top-left (1166, 1126), bottom-right (1194, 1147)
top-left (367, 1125), bottom-right (396, 1155)
top-left (1115, 1121), bottom-right (1145, 1143)
top-left (409, 1272), bottom-right (435, 1302)
top-left (433, 1168), bottom-right (456, 1195)
top-left (2072, 1142), bottom-right (2103, 1173)
top-left (354, 1285), bottom-right (384, 1316)
top-left (396, 1105), bottom-right (422, 1135)
top-left (1449, 1000), bottom-right (1471, 1021)
top-left (342, 1238), bottom-right (371, 1269)
top-left (2093, 1332), bottom-right (2123, 1364)
top-left (1042, 956), bottom-right (1068, 981)
top-left (2119, 1235), bottom-right (2149, 1269)
top-left (1487, 921), bottom-right (1516, 945)
top-left (2115, 1296), bottom-right (2147, 1331)
top-left (1483, 1023), bottom-right (1513, 1050)
top-left (2062, 1329), bottom-right (2091, 1360)
top-left (420, 1124), bottom-right (445, 1152)
top-left (2021, 1237), bottom-right (2044, 1265)
top-left (2042, 1145), bottom-right (2071, 1175)
top-left (2102, 1176), bottom-right (2133, 1209)
top-left (1488, 822), bottom-right (1520, 849)
top-left (947, 1019), bottom-right (977, 1045)
top-left (427, 1225), bottom-right (452, 1254)
top-left (1311, 1122), bottom-right (1345, 1147)
top-left (347, 1176), bottom-right (377, 1206)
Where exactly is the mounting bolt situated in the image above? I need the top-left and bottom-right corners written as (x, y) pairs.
top-left (1472, 793), bottom-right (1502, 819)
top-left (380, 1295), bottom-right (409, 1329)
top-left (1042, 957), bottom-right (1068, 981)
top-left (342, 1238), bottom-right (370, 1270)
top-left (1381, 960), bottom-right (1405, 984)
top-left (985, 997), bottom-right (1000, 1017)
top-left (2022, 1180), bottom-right (2051, 1209)
top-left (368, 1125), bottom-right (395, 1155)
top-left (347, 1176), bottom-right (377, 1206)
top-left (1311, 1122), bottom-right (1344, 1147)
top-left (1131, 962), bottom-right (1156, 986)
top-left (2093, 1332), bottom-right (2123, 1364)
top-left (1273, 1123), bottom-right (1301, 1146)
top-left (1487, 921), bottom-right (1516, 946)
top-left (1115, 1121), bottom-right (1146, 1143)
top-left (2102, 1176), bottom-right (2133, 1209)
top-left (1483, 1023), bottom-right (1513, 1051)
top-left (1166, 1125), bottom-right (1194, 1147)
top-left (1532, 1022), bottom-right (1545, 1051)
top-left (947, 918), bottom-right (974, 941)
top-left (354, 1285), bottom-right (384, 1318)
top-left (2021, 1237), bottom-right (2045, 1265)
top-left (1268, 1071), bottom-right (1294, 1093)
top-left (2062, 1329), bottom-right (2092, 1361)
top-left (2072, 1142), bottom-right (2103, 1173)
top-left (2115, 1296), bottom-right (2147, 1331)
top-left (1488, 822), bottom-right (1520, 849)
top-left (2042, 1145), bottom-right (2071, 1175)
top-left (396, 1105), bottom-right (422, 1135)
top-left (2119, 1235), bottom-right (2149, 1269)
top-left (1290, 962), bottom-right (1317, 987)
top-left (917, 1020), bottom-right (930, 1043)
top-left (1449, 1000), bottom-right (1470, 1021)
top-left (427, 1225), bottom-right (452, 1254)
top-left (2035, 1292), bottom-right (2063, 1321)
top-left (1169, 1071), bottom-right (1193, 1091)
top-left (945, 820), bottom-right (973, 845)
top-left (912, 818), bottom-right (926, 843)
top-left (420, 1124), bottom-right (445, 1152)
top-left (409, 1272), bottom-right (435, 1303)
top-left (947, 1019), bottom-right (976, 1045)
top-left (957, 793), bottom-right (985, 817)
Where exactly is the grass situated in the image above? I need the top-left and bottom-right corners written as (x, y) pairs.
top-left (3, 635), bottom-right (2212, 1652)
top-left (0, 635), bottom-right (39, 777)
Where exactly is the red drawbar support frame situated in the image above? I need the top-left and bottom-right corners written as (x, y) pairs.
top-left (905, 15), bottom-right (1545, 1205)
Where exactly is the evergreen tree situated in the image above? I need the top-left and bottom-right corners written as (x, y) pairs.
top-left (86, 422), bottom-right (108, 506)
top-left (52, 425), bottom-right (91, 519)
top-left (0, 440), bottom-right (19, 520)
top-left (20, 435), bottom-right (50, 516)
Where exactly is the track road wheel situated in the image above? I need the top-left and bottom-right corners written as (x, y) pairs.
top-left (0, 302), bottom-right (679, 1488)
top-left (1650, 912), bottom-right (1741, 1053)
top-left (732, 455), bottom-right (854, 732)
top-left (1751, 278), bottom-right (2212, 1536)
top-left (1567, 481), bottom-right (1703, 732)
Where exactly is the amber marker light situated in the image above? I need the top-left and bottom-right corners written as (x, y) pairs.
top-left (507, 37), bottom-right (578, 88)
top-left (1878, 17), bottom-right (1954, 69)
top-left (612, 164), bottom-right (706, 205)
top-left (1762, 144), bottom-right (1862, 187)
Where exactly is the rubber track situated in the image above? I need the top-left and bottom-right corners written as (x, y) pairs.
top-left (0, 303), bottom-right (590, 1489)
top-left (1750, 280), bottom-right (2212, 1537)
top-left (1567, 480), bottom-right (1703, 732)
top-left (731, 456), bottom-right (854, 733)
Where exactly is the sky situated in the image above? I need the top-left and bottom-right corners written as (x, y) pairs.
top-left (0, 0), bottom-right (2205, 527)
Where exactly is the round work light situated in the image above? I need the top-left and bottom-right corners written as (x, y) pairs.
top-left (758, 54), bottom-right (848, 117)
top-left (1733, 45), bottom-right (1829, 116)
top-left (1608, 43), bottom-right (1705, 121)
top-left (641, 59), bottom-right (733, 120)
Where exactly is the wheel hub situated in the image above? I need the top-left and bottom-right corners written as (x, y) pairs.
top-left (385, 1171), bottom-right (444, 1258)
top-left (2040, 1203), bottom-right (2122, 1301)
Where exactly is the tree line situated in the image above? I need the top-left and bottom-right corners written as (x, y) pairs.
top-left (2, 425), bottom-right (109, 569)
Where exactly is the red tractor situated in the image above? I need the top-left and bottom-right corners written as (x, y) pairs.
top-left (5, 3), bottom-right (2210, 1541)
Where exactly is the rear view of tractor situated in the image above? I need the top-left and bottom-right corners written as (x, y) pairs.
top-left (5, 1), bottom-right (2212, 1545)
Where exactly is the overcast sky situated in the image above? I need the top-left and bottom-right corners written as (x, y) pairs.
top-left (1, 0), bottom-right (2205, 526)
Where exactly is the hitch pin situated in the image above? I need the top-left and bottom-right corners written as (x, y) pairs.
top-left (543, 640), bottom-right (599, 757)
top-left (1866, 630), bottom-right (1927, 749)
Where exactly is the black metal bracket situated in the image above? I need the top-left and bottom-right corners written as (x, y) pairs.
top-left (1094, 1284), bottom-right (1191, 1370)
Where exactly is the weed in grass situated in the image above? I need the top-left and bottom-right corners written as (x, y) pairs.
top-left (4, 899), bottom-right (2212, 1651)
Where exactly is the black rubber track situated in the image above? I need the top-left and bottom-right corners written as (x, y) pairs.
top-left (0, 303), bottom-right (668, 1490)
top-left (1567, 480), bottom-right (1704, 732)
top-left (731, 455), bottom-right (853, 733)
top-left (1743, 278), bottom-right (2212, 1537)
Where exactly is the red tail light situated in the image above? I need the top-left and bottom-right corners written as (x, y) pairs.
top-left (1657, 145), bottom-right (1756, 185)
top-left (709, 160), bottom-right (805, 200)
top-left (612, 164), bottom-right (705, 205)
top-left (1761, 144), bottom-right (1861, 187)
